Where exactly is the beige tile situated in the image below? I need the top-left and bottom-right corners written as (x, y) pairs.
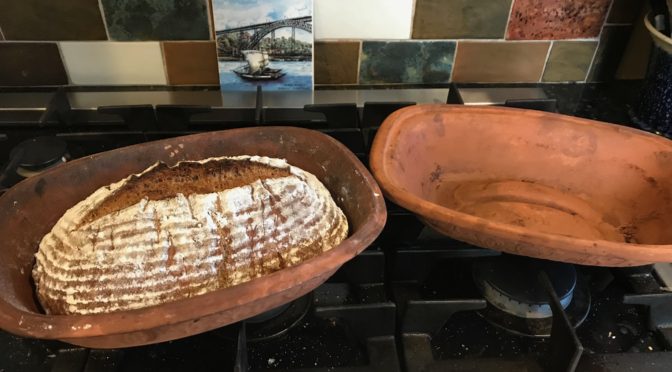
top-left (452, 42), bottom-right (550, 83)
top-left (542, 41), bottom-right (597, 82)
top-left (60, 42), bottom-right (167, 85)
top-left (413, 0), bottom-right (512, 39)
top-left (315, 0), bottom-right (414, 39)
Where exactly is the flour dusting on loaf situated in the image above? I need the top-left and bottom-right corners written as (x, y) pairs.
top-left (32, 156), bottom-right (348, 315)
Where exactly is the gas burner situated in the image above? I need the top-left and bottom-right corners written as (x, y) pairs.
top-left (10, 137), bottom-right (68, 178)
top-left (214, 294), bottom-right (312, 342)
top-left (473, 255), bottom-right (590, 337)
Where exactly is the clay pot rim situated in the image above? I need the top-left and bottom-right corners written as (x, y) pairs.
top-left (644, 12), bottom-right (672, 54)
top-left (0, 126), bottom-right (387, 341)
top-left (370, 104), bottom-right (672, 265)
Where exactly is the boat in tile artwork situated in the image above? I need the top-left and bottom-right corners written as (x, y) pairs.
top-left (233, 50), bottom-right (286, 80)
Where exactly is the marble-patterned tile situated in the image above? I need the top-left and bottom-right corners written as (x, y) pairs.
top-left (359, 41), bottom-right (456, 84)
top-left (588, 25), bottom-right (633, 82)
top-left (542, 41), bottom-right (597, 82)
top-left (507, 0), bottom-right (610, 40)
top-left (0, 43), bottom-right (68, 86)
top-left (314, 0), bottom-right (414, 39)
top-left (0, 0), bottom-right (106, 40)
top-left (452, 41), bottom-right (550, 83)
top-left (315, 42), bottom-right (360, 85)
top-left (101, 0), bottom-right (210, 41)
top-left (60, 42), bottom-right (167, 85)
top-left (163, 42), bottom-right (218, 85)
top-left (413, 0), bottom-right (512, 39)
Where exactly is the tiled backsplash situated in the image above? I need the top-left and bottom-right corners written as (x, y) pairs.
top-left (0, 0), bottom-right (648, 87)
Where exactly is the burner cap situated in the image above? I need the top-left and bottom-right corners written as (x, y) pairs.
top-left (10, 137), bottom-right (67, 171)
top-left (473, 255), bottom-right (576, 319)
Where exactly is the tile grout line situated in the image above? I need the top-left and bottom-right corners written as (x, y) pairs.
top-left (503, 0), bottom-right (516, 39)
top-left (206, 0), bottom-right (215, 40)
top-left (586, 0), bottom-right (616, 82)
top-left (538, 40), bottom-right (554, 82)
top-left (449, 41), bottom-right (459, 83)
top-left (160, 42), bottom-right (170, 85)
top-left (55, 42), bottom-right (74, 85)
top-left (97, 0), bottom-right (112, 41)
top-left (356, 40), bottom-right (363, 84)
top-left (409, 0), bottom-right (418, 39)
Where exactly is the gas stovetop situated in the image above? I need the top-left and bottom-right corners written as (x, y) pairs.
top-left (2, 83), bottom-right (671, 372)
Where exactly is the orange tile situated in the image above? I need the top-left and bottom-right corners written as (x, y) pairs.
top-left (507, 0), bottom-right (610, 40)
top-left (452, 42), bottom-right (550, 83)
top-left (163, 41), bottom-right (219, 85)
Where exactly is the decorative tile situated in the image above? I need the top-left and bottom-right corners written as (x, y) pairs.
top-left (0, 0), bottom-right (106, 40)
top-left (588, 25), bottom-right (632, 82)
top-left (315, 42), bottom-right (360, 85)
top-left (507, 0), bottom-right (610, 40)
top-left (607, 0), bottom-right (643, 24)
top-left (359, 41), bottom-right (456, 84)
top-left (412, 0), bottom-right (512, 39)
top-left (314, 0), bottom-right (414, 40)
top-left (542, 41), bottom-right (597, 82)
top-left (163, 42), bottom-right (218, 85)
top-left (452, 42), bottom-right (550, 83)
top-left (101, 0), bottom-right (210, 41)
top-left (0, 43), bottom-right (68, 86)
top-left (60, 42), bottom-right (167, 85)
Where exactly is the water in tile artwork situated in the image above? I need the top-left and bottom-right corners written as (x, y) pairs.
top-left (212, 0), bottom-right (313, 91)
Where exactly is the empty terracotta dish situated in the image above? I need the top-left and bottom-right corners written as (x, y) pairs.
top-left (370, 104), bottom-right (672, 267)
top-left (0, 127), bottom-right (386, 348)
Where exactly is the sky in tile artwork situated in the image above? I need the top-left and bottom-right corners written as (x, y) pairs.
top-left (213, 0), bottom-right (312, 42)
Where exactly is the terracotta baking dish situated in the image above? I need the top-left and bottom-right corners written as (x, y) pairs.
top-left (0, 127), bottom-right (386, 348)
top-left (370, 104), bottom-right (672, 267)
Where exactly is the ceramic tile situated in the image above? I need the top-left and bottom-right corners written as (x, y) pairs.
top-left (412, 0), bottom-right (512, 39)
top-left (314, 42), bottom-right (360, 85)
top-left (616, 8), bottom-right (652, 79)
top-left (452, 42), bottom-right (550, 83)
top-left (101, 0), bottom-right (210, 41)
top-left (588, 25), bottom-right (632, 82)
top-left (542, 41), bottom-right (597, 82)
top-left (359, 41), bottom-right (456, 84)
top-left (60, 42), bottom-right (167, 85)
top-left (0, 43), bottom-right (68, 86)
top-left (314, 0), bottom-right (413, 39)
top-left (507, 0), bottom-right (610, 40)
top-left (163, 42), bottom-right (218, 85)
top-left (607, 0), bottom-right (643, 24)
top-left (0, 0), bottom-right (106, 40)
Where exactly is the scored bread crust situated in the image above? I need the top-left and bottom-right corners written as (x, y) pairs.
top-left (32, 156), bottom-right (348, 315)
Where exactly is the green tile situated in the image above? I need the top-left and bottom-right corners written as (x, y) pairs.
top-left (359, 41), bottom-right (456, 84)
top-left (101, 0), bottom-right (210, 41)
top-left (542, 41), bottom-right (598, 82)
top-left (413, 0), bottom-right (512, 39)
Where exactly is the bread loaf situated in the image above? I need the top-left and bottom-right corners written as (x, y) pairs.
top-left (32, 156), bottom-right (348, 315)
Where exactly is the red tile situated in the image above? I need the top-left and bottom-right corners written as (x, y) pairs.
top-left (507, 0), bottom-right (610, 40)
